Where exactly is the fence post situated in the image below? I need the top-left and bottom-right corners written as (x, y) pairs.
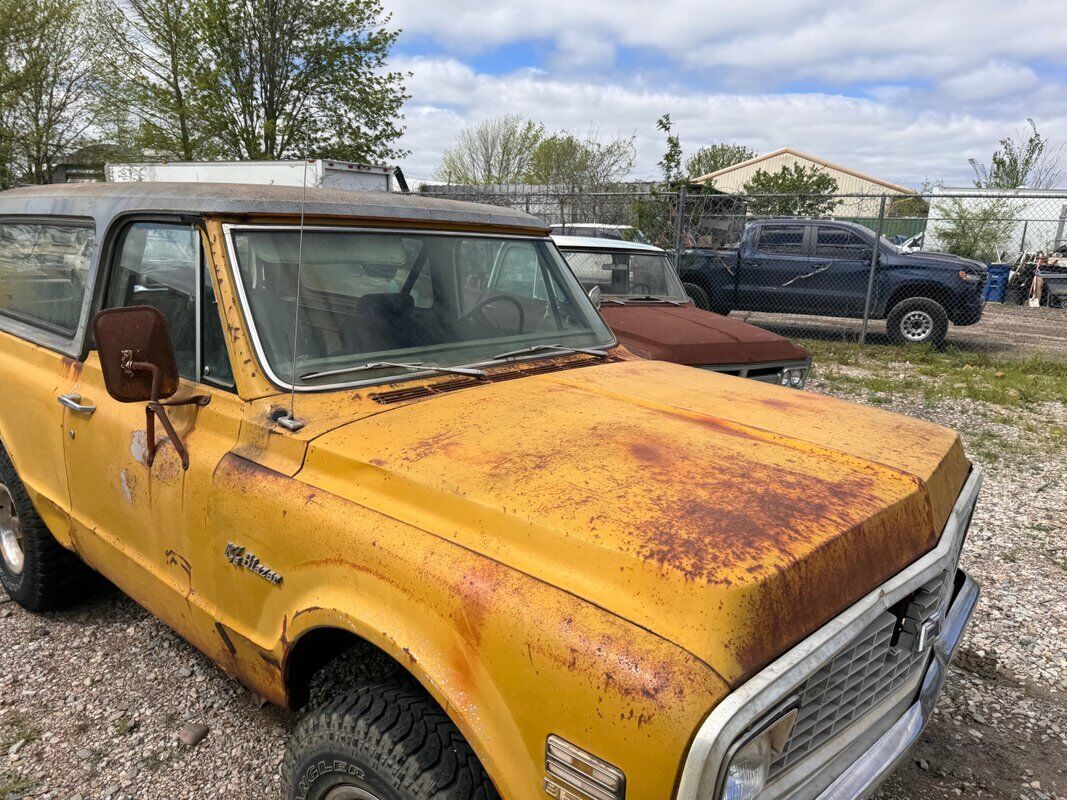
top-left (859, 194), bottom-right (888, 347)
top-left (559, 196), bottom-right (566, 234)
top-left (674, 184), bottom-right (687, 271)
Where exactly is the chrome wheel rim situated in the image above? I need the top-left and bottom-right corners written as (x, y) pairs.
top-left (900, 309), bottom-right (934, 342)
top-left (0, 483), bottom-right (24, 576)
top-left (324, 787), bottom-right (381, 800)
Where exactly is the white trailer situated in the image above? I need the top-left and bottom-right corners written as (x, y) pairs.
top-left (105, 159), bottom-right (402, 192)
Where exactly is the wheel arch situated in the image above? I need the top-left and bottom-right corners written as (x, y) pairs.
top-left (884, 280), bottom-right (951, 315)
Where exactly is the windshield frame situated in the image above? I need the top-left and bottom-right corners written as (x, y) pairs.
top-left (559, 246), bottom-right (691, 303)
top-left (223, 223), bottom-right (617, 392)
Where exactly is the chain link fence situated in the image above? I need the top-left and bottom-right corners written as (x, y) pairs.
top-left (424, 184), bottom-right (1067, 358)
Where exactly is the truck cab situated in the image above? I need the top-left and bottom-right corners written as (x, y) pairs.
top-left (680, 219), bottom-right (987, 346)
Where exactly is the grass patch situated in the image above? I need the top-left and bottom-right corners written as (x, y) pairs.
top-left (0, 712), bottom-right (40, 752)
top-left (804, 339), bottom-right (1067, 408)
top-left (967, 430), bottom-right (1005, 464)
top-left (0, 773), bottom-right (35, 795)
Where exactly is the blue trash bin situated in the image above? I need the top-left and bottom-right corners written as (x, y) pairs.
top-left (984, 263), bottom-right (1009, 302)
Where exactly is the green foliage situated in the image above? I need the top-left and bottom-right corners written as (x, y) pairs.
top-left (887, 194), bottom-right (929, 218)
top-left (0, 0), bottom-right (106, 185)
top-left (191, 0), bottom-right (409, 162)
top-left (970, 118), bottom-right (1062, 190)
top-left (656, 114), bottom-right (683, 184)
top-left (742, 163), bottom-right (840, 217)
top-left (524, 131), bottom-right (635, 190)
top-left (932, 196), bottom-right (1018, 261)
top-left (435, 114), bottom-right (543, 184)
top-left (685, 142), bottom-right (756, 180)
top-left (98, 0), bottom-right (213, 160)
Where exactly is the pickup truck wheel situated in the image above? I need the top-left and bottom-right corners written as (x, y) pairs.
top-left (886, 298), bottom-right (948, 347)
top-left (283, 682), bottom-right (499, 800)
top-left (0, 445), bottom-right (93, 611)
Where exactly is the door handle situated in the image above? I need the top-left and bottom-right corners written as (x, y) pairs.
top-left (58, 393), bottom-right (96, 415)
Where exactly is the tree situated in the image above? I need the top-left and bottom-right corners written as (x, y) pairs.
top-left (98, 0), bottom-right (211, 160)
top-left (5, 0), bottom-right (105, 184)
top-left (932, 197), bottom-right (1018, 261)
top-left (192, 0), bottom-right (409, 162)
top-left (656, 114), bottom-right (682, 184)
top-left (970, 119), bottom-right (1064, 190)
top-left (742, 164), bottom-right (840, 217)
top-left (524, 130), bottom-right (635, 190)
top-left (435, 115), bottom-right (543, 184)
top-left (685, 143), bottom-right (756, 180)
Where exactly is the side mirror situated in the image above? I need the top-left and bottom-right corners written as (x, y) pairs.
top-left (588, 285), bottom-right (602, 310)
top-left (91, 306), bottom-right (208, 470)
top-left (93, 306), bottom-right (180, 403)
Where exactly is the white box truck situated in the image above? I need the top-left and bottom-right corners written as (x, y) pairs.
top-left (105, 159), bottom-right (403, 192)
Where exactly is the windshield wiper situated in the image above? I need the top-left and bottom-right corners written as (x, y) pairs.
top-left (301, 361), bottom-right (488, 382)
top-left (628, 295), bottom-right (683, 305)
top-left (492, 344), bottom-right (611, 361)
top-left (600, 297), bottom-right (628, 305)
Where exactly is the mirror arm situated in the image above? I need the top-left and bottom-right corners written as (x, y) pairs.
top-left (127, 358), bottom-right (210, 471)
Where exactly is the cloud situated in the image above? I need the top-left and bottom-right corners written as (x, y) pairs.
top-left (386, 1), bottom-right (1067, 187)
top-left (394, 56), bottom-right (1067, 188)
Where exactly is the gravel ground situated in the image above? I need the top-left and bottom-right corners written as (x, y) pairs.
top-left (1, 369), bottom-right (1064, 799)
top-left (743, 304), bottom-right (1067, 358)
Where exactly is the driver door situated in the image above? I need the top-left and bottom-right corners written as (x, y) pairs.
top-left (61, 221), bottom-right (243, 642)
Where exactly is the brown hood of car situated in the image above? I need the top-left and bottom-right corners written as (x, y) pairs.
top-left (299, 359), bottom-right (970, 686)
top-left (599, 303), bottom-right (809, 366)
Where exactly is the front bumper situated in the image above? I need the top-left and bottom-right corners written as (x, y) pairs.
top-left (816, 569), bottom-right (980, 799)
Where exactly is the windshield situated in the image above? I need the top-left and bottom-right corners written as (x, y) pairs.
top-left (227, 228), bottom-right (614, 388)
top-left (560, 249), bottom-right (689, 302)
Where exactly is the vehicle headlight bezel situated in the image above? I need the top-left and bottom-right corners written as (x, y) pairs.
top-left (717, 704), bottom-right (799, 800)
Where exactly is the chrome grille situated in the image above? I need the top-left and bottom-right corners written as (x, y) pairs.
top-left (769, 574), bottom-right (948, 778)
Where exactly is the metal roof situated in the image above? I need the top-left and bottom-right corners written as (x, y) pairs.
top-left (0, 182), bottom-right (547, 233)
top-left (551, 234), bottom-right (665, 253)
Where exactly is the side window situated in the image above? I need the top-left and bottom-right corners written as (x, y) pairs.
top-left (0, 221), bottom-right (94, 335)
top-left (815, 227), bottom-right (871, 259)
top-left (756, 225), bottom-right (806, 255)
top-left (107, 222), bottom-right (234, 388)
top-left (202, 265), bottom-right (234, 389)
top-left (107, 223), bottom-right (198, 378)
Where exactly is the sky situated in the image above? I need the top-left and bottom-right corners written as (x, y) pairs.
top-left (384, 0), bottom-right (1067, 189)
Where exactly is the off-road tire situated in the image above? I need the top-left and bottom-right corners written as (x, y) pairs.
top-left (0, 442), bottom-right (93, 611)
top-left (283, 682), bottom-right (499, 800)
top-left (886, 297), bottom-right (948, 347)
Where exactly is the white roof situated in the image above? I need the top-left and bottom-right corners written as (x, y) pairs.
top-left (551, 235), bottom-right (666, 253)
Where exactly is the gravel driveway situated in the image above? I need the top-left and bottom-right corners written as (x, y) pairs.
top-left (1, 376), bottom-right (1064, 800)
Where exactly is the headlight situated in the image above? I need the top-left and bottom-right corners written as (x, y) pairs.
top-left (722, 735), bottom-right (771, 800)
top-left (719, 708), bottom-right (798, 800)
top-left (958, 270), bottom-right (982, 283)
top-left (778, 367), bottom-right (807, 389)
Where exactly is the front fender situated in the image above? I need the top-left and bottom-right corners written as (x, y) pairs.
top-left (208, 455), bottom-right (729, 800)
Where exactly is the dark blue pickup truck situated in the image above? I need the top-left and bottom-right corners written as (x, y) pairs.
top-left (679, 219), bottom-right (987, 346)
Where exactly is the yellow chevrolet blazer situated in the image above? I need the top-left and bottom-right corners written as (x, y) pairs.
top-left (0, 183), bottom-right (981, 800)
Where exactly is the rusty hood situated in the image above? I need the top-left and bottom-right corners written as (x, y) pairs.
top-left (297, 359), bottom-right (970, 686)
top-left (600, 303), bottom-right (809, 366)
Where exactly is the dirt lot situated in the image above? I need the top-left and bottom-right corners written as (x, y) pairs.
top-left (743, 303), bottom-right (1067, 358)
top-left (0, 353), bottom-right (1064, 800)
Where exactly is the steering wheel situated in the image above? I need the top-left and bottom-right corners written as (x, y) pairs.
top-left (462, 295), bottom-right (526, 335)
top-left (632, 283), bottom-right (653, 294)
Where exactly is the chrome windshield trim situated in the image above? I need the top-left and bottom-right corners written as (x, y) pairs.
top-left (221, 224), bottom-right (612, 393)
top-left (674, 467), bottom-right (983, 800)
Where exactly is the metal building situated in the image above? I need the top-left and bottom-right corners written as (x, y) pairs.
top-left (691, 147), bottom-right (914, 216)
